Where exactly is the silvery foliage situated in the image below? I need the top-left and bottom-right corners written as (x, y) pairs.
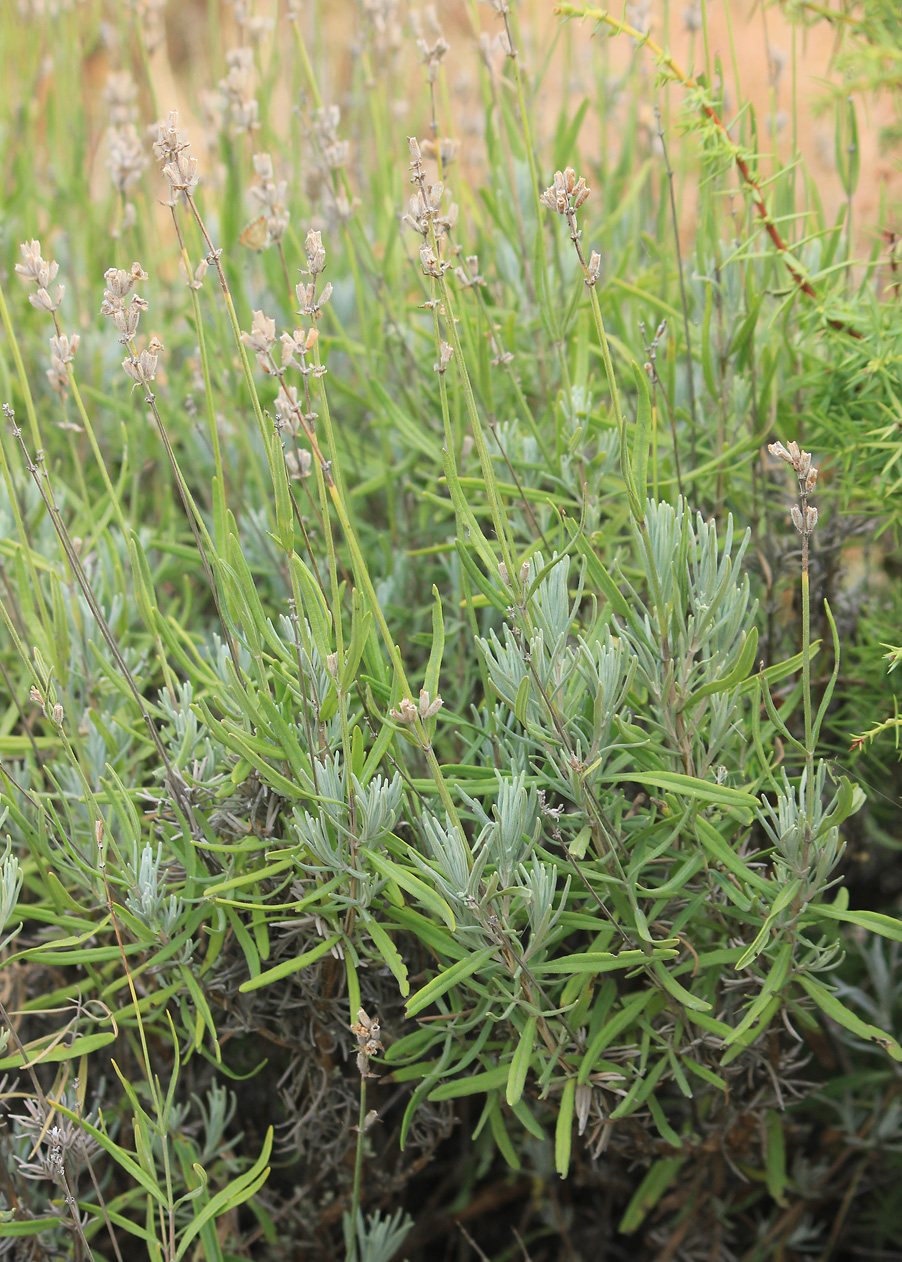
top-left (618, 500), bottom-right (755, 759)
top-left (292, 751), bottom-right (402, 890)
top-left (833, 939), bottom-right (902, 1071)
top-left (343, 1207), bottom-right (412, 1262)
top-left (517, 860), bottom-right (570, 962)
top-left (275, 614), bottom-right (341, 733)
top-left (459, 770), bottom-right (541, 888)
top-left (458, 771), bottom-right (571, 957)
top-left (488, 418), bottom-right (541, 477)
top-left (0, 834), bottom-right (23, 987)
top-left (758, 762), bottom-right (860, 903)
top-left (478, 552), bottom-right (635, 785)
top-left (158, 679), bottom-right (220, 773)
top-left (412, 812), bottom-right (489, 936)
top-left (125, 841), bottom-right (186, 940)
top-left (167, 1081), bottom-right (240, 1168)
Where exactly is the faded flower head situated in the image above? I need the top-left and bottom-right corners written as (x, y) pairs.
top-left (418, 689), bottom-right (443, 720)
top-left (107, 122), bottom-right (147, 195)
top-left (240, 309), bottom-right (277, 370)
top-left (15, 239), bottom-right (64, 313)
top-left (313, 104), bottom-right (350, 170)
top-left (47, 333), bottom-right (80, 396)
top-left (389, 696), bottom-right (419, 725)
top-left (284, 448), bottom-right (312, 479)
top-left (417, 33), bottom-right (450, 83)
top-left (304, 229), bottom-right (326, 276)
top-left (100, 262), bottom-right (149, 341)
top-left (153, 111), bottom-right (199, 202)
top-left (218, 47), bottom-right (259, 136)
top-left (275, 383), bottom-right (306, 435)
top-left (768, 439), bottom-right (819, 537)
top-left (122, 335), bottom-right (164, 386)
top-left (104, 69), bottom-right (147, 208)
top-left (351, 1006), bottom-right (383, 1079)
top-left (539, 167), bottom-right (590, 216)
top-left (249, 152), bottom-right (290, 243)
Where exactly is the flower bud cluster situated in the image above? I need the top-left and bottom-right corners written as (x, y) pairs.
top-left (100, 263), bottom-right (163, 385)
top-left (540, 169), bottom-right (601, 287)
top-left (179, 258), bottom-right (209, 291)
top-left (404, 138), bottom-right (460, 252)
top-left (420, 136), bottom-right (459, 167)
top-left (419, 242), bottom-right (449, 279)
top-left (280, 327), bottom-right (322, 374)
top-left (30, 685), bottom-right (64, 728)
top-left (284, 448), bottom-right (313, 480)
top-left (275, 383), bottom-right (310, 436)
top-left (293, 231), bottom-right (334, 323)
top-left (404, 179), bottom-right (458, 237)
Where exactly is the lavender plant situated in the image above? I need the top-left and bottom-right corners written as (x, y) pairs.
top-left (0, 2), bottom-right (900, 1259)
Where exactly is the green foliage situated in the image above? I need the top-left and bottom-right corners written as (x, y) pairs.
top-left (0, 0), bottom-right (901, 1258)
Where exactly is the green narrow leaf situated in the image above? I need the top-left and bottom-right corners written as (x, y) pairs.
top-left (238, 934), bottom-right (341, 993)
top-left (612, 771), bottom-right (757, 808)
top-left (651, 959), bottom-right (712, 1012)
top-left (687, 628), bottom-right (758, 704)
top-left (423, 585), bottom-right (445, 703)
top-left (619, 1156), bottom-right (686, 1234)
top-left (340, 589), bottom-right (373, 692)
top-left (489, 1096), bottom-right (521, 1171)
top-left (506, 1015), bottom-right (538, 1107)
top-left (514, 675), bottom-right (532, 726)
top-left (724, 942), bottom-right (793, 1046)
top-left (579, 991), bottom-right (653, 1084)
top-left (555, 1077), bottom-right (576, 1178)
top-left (811, 904), bottom-right (902, 943)
top-left (173, 1128), bottom-right (273, 1261)
top-left (363, 916), bottom-right (409, 997)
top-left (736, 880), bottom-right (802, 970)
top-left (428, 1063), bottom-right (509, 1101)
top-left (797, 974), bottom-right (902, 1061)
top-left (366, 850), bottom-right (456, 931)
top-left (630, 360), bottom-right (651, 508)
top-left (647, 1093), bottom-right (682, 1148)
top-left (534, 947), bottom-right (677, 975)
top-left (701, 281), bottom-right (717, 399)
top-left (405, 946), bottom-right (497, 1018)
top-left (0, 1031), bottom-right (116, 1071)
